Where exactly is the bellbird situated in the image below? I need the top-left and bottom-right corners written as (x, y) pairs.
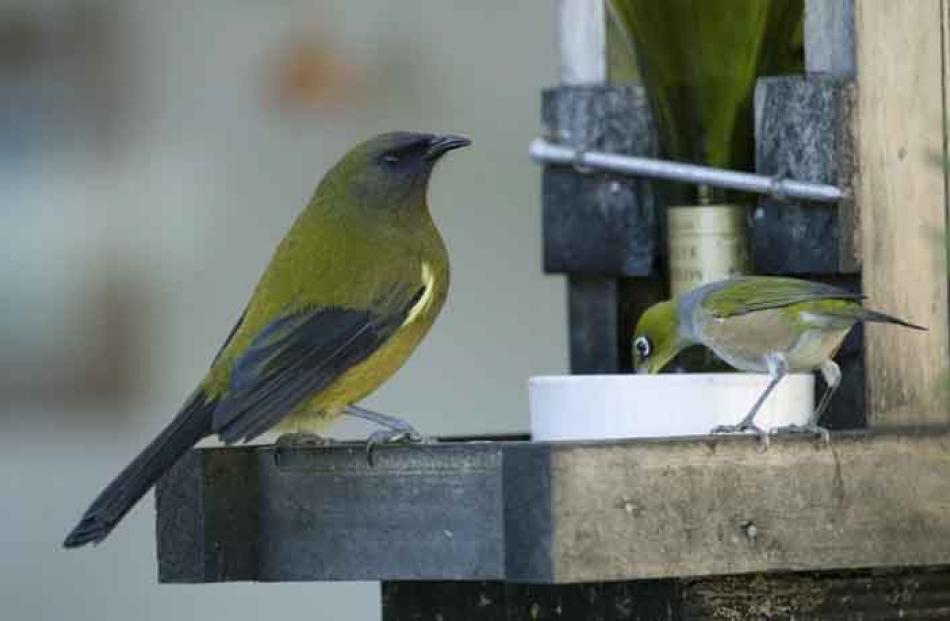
top-left (632, 276), bottom-right (925, 441)
top-left (64, 131), bottom-right (469, 548)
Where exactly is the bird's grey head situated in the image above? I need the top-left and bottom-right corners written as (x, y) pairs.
top-left (327, 131), bottom-right (471, 212)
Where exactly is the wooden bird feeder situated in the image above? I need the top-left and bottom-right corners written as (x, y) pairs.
top-left (156, 1), bottom-right (950, 618)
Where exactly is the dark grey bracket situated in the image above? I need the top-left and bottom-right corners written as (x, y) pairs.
top-left (567, 276), bottom-right (622, 374)
top-left (541, 85), bottom-right (659, 278)
top-left (751, 75), bottom-right (857, 275)
top-left (156, 446), bottom-right (259, 583)
top-left (541, 85), bottom-right (661, 374)
top-left (158, 442), bottom-right (507, 582)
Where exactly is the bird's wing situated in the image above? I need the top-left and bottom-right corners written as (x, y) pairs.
top-left (212, 285), bottom-right (424, 443)
top-left (702, 277), bottom-right (863, 318)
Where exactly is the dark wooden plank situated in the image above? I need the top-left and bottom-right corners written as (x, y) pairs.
top-left (541, 85), bottom-right (659, 277)
top-left (501, 580), bottom-right (680, 620)
top-left (381, 582), bottom-right (509, 621)
top-left (681, 567), bottom-right (950, 620)
top-left (751, 75), bottom-right (857, 274)
top-left (381, 580), bottom-right (680, 621)
top-left (503, 442), bottom-right (554, 583)
top-left (384, 568), bottom-right (950, 619)
top-left (568, 275), bottom-right (620, 373)
top-left (256, 442), bottom-right (506, 581)
top-left (157, 429), bottom-right (950, 584)
top-left (156, 446), bottom-right (259, 582)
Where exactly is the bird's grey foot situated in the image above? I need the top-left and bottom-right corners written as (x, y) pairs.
top-left (711, 422), bottom-right (770, 453)
top-left (771, 423), bottom-right (831, 444)
top-left (275, 432), bottom-right (337, 448)
top-left (364, 425), bottom-right (434, 467)
top-left (345, 405), bottom-right (434, 465)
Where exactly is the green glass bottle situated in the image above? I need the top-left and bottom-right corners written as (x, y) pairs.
top-left (606, 0), bottom-right (640, 84)
top-left (610, 0), bottom-right (803, 187)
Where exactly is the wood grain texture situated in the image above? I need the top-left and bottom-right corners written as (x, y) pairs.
top-left (157, 442), bottom-right (507, 583)
top-left (541, 86), bottom-right (660, 277)
top-left (567, 276), bottom-right (620, 373)
top-left (382, 580), bottom-right (679, 621)
top-left (752, 76), bottom-right (858, 274)
top-left (854, 0), bottom-right (950, 425)
top-left (546, 430), bottom-right (950, 583)
top-left (157, 431), bottom-right (950, 584)
top-left (383, 569), bottom-right (950, 620)
top-left (680, 568), bottom-right (950, 620)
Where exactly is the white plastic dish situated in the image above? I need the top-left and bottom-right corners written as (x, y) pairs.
top-left (529, 373), bottom-right (814, 441)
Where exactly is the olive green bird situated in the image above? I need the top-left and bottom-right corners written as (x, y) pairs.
top-left (64, 131), bottom-right (469, 548)
top-left (632, 276), bottom-right (925, 441)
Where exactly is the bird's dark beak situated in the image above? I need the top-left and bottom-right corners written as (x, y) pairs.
top-left (425, 134), bottom-right (471, 160)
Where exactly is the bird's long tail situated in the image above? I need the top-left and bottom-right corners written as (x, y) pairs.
top-left (859, 308), bottom-right (927, 331)
top-left (63, 391), bottom-right (215, 548)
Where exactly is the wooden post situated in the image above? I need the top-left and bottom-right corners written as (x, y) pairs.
top-left (568, 276), bottom-right (620, 373)
top-left (854, 1), bottom-right (950, 425)
top-left (557, 0), bottom-right (619, 374)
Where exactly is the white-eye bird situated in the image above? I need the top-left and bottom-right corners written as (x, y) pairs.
top-left (632, 276), bottom-right (925, 442)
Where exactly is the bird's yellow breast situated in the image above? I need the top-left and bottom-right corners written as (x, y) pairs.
top-left (275, 256), bottom-right (448, 433)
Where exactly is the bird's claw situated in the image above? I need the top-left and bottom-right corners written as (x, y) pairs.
top-left (771, 423), bottom-right (831, 445)
top-left (711, 422), bottom-right (770, 453)
top-left (364, 428), bottom-right (433, 467)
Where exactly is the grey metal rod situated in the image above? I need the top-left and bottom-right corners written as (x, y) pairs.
top-left (529, 138), bottom-right (845, 203)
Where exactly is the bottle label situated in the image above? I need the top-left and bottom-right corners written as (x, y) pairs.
top-left (668, 204), bottom-right (749, 296)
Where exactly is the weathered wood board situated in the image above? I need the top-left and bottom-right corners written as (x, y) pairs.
top-left (752, 76), bottom-right (857, 274)
top-left (157, 430), bottom-right (950, 584)
top-left (853, 0), bottom-right (950, 425)
top-left (541, 86), bottom-right (659, 278)
top-left (382, 569), bottom-right (950, 620)
top-left (522, 430), bottom-right (950, 583)
top-left (568, 275), bottom-right (621, 373)
top-left (158, 442), bottom-right (507, 582)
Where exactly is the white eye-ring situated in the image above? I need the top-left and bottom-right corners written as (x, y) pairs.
top-left (634, 336), bottom-right (651, 358)
top-left (381, 154), bottom-right (401, 165)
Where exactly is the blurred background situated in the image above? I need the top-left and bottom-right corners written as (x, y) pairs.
top-left (0, 1), bottom-right (562, 618)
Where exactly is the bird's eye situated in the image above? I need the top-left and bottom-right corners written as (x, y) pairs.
top-left (634, 336), bottom-right (651, 359)
top-left (381, 154), bottom-right (401, 166)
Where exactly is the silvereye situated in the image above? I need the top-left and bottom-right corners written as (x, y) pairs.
top-left (632, 276), bottom-right (925, 442)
